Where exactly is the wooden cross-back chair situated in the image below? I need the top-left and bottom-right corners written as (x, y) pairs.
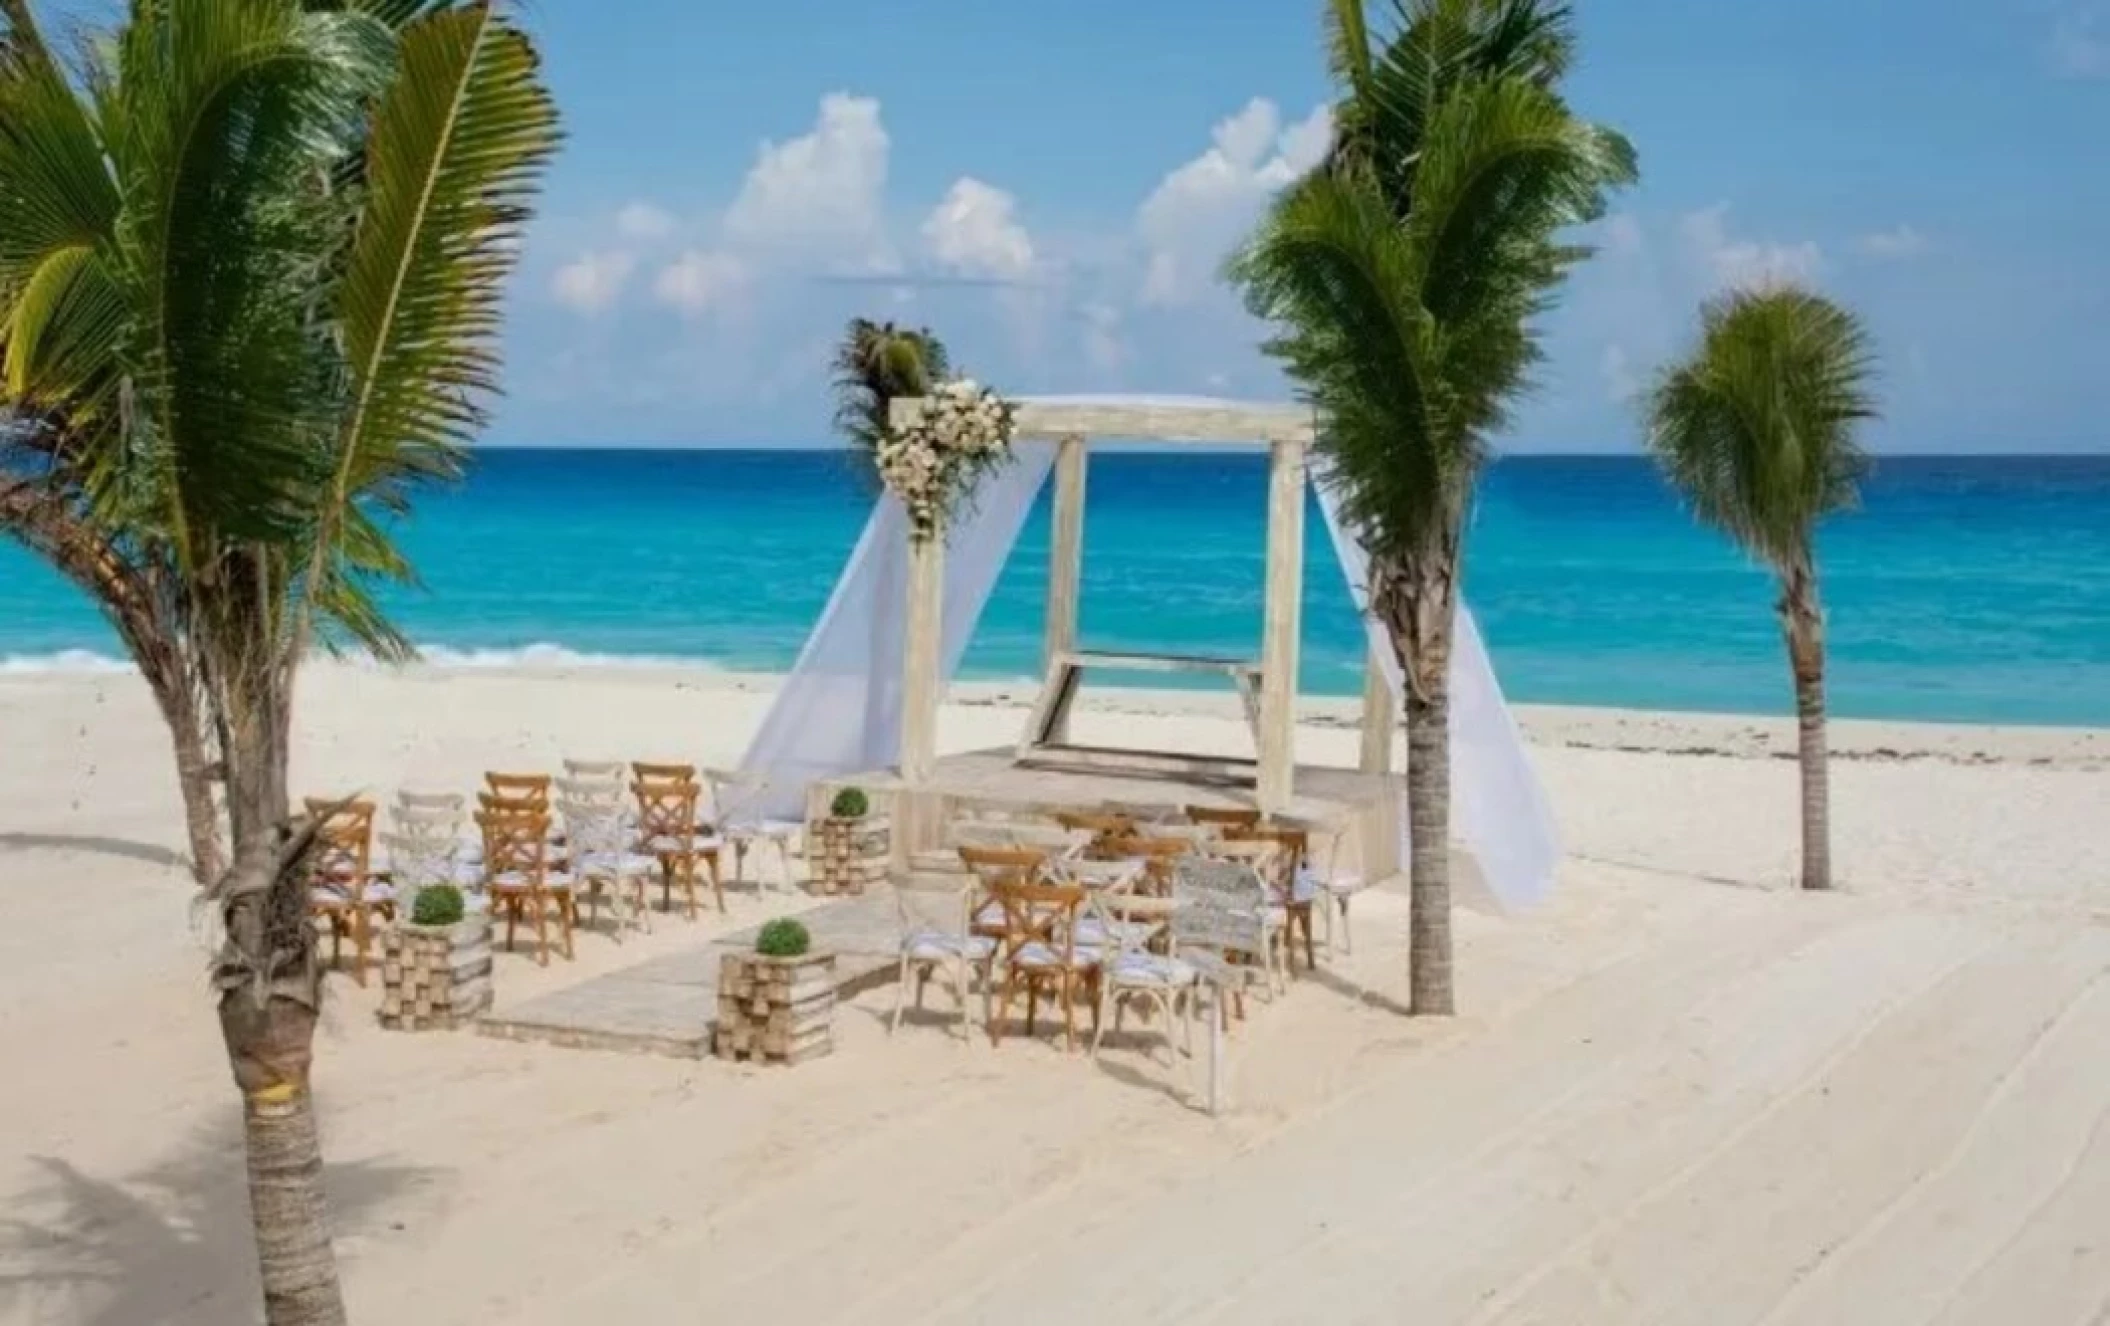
top-left (1096, 835), bottom-right (1193, 897)
top-left (986, 877), bottom-right (1102, 1052)
top-left (957, 844), bottom-right (1053, 940)
top-left (1185, 804), bottom-right (1263, 832)
top-left (632, 777), bottom-right (723, 916)
top-left (1226, 825), bottom-right (1317, 974)
top-left (477, 804), bottom-right (575, 965)
top-left (1053, 810), bottom-right (1134, 844)
top-left (484, 772), bottom-right (551, 807)
top-left (304, 798), bottom-right (392, 986)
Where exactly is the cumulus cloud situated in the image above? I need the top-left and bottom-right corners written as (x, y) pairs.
top-left (615, 201), bottom-right (676, 241)
top-left (654, 250), bottom-right (749, 316)
top-left (1679, 204), bottom-right (1821, 292)
top-left (1859, 225), bottom-right (1931, 260)
top-left (1136, 98), bottom-right (1333, 306)
top-left (723, 92), bottom-right (895, 271)
top-left (921, 178), bottom-right (1037, 281)
top-left (551, 250), bottom-right (636, 315)
top-left (1079, 301), bottom-right (1126, 373)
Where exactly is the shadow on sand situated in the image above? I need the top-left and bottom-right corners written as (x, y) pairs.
top-left (0, 832), bottom-right (189, 873)
top-left (0, 1115), bottom-right (433, 1326)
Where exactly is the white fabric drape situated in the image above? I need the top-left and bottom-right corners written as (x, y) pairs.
top-left (1313, 477), bottom-right (1561, 909)
top-left (739, 442), bottom-right (1057, 819)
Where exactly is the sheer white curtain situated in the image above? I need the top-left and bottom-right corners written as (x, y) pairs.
top-left (1314, 475), bottom-right (1561, 910)
top-left (738, 442), bottom-right (1057, 818)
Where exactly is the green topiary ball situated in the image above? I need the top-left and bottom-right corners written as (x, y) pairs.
top-left (756, 917), bottom-right (811, 958)
top-left (829, 786), bottom-right (869, 819)
top-left (411, 884), bottom-right (466, 927)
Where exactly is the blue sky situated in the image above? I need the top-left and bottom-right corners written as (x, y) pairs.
top-left (45, 0), bottom-right (2110, 452)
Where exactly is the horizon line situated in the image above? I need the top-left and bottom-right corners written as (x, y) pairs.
top-left (475, 440), bottom-right (2110, 460)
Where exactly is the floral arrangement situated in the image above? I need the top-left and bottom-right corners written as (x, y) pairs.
top-left (875, 378), bottom-right (1017, 542)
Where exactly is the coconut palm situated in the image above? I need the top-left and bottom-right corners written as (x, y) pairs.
top-left (1644, 287), bottom-right (1876, 891)
top-left (0, 1), bottom-right (558, 1320)
top-left (832, 318), bottom-right (950, 465)
top-left (1229, 0), bottom-right (1634, 1014)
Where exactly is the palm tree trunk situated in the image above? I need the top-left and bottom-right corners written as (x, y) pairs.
top-left (1781, 567), bottom-right (1831, 891)
top-left (1404, 686), bottom-right (1454, 1014)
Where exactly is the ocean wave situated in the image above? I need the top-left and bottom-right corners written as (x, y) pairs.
top-left (0, 649), bottom-right (134, 675)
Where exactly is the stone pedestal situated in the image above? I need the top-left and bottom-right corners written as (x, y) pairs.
top-left (714, 951), bottom-right (836, 1064)
top-left (379, 917), bottom-right (493, 1031)
top-left (811, 815), bottom-right (888, 896)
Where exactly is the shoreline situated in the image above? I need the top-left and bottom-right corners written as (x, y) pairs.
top-left (7, 658), bottom-right (2105, 770)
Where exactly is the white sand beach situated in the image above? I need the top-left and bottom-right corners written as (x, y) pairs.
top-left (3, 663), bottom-right (2108, 1324)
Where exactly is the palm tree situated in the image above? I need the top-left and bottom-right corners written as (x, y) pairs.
top-left (0, 2), bottom-right (558, 1320)
top-left (1229, 0), bottom-right (1634, 1014)
top-left (832, 318), bottom-right (950, 467)
top-left (1643, 287), bottom-right (1876, 892)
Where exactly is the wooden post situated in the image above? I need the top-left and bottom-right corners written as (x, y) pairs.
top-left (1359, 641), bottom-right (1395, 774)
top-left (901, 531), bottom-right (943, 785)
top-left (1044, 435), bottom-right (1087, 742)
top-left (1257, 435), bottom-right (1306, 813)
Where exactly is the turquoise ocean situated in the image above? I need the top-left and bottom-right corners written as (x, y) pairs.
top-left (2, 450), bottom-right (2105, 727)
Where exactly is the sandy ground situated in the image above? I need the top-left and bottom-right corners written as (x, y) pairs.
top-left (2, 662), bottom-right (2107, 1324)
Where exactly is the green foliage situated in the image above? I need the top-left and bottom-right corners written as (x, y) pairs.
top-left (756, 917), bottom-right (812, 959)
top-left (1643, 287), bottom-right (1877, 573)
top-left (832, 318), bottom-right (950, 462)
top-left (410, 883), bottom-right (465, 927)
top-left (829, 786), bottom-right (869, 819)
top-left (1229, 0), bottom-right (1635, 571)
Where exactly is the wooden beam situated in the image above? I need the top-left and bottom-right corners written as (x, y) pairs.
top-left (900, 533), bottom-right (943, 785)
top-left (1257, 436), bottom-right (1306, 813)
top-left (1044, 434), bottom-right (1086, 741)
top-left (1360, 641), bottom-right (1395, 774)
top-left (889, 396), bottom-right (1313, 447)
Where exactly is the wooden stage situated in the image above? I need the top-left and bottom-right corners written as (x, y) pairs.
top-left (813, 746), bottom-right (1405, 882)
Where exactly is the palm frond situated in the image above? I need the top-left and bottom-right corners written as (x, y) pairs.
top-left (1323, 0), bottom-right (1374, 98)
top-left (1643, 287), bottom-right (1876, 571)
top-left (831, 318), bottom-right (949, 455)
top-left (107, 0), bottom-right (395, 565)
top-left (314, 1), bottom-right (556, 654)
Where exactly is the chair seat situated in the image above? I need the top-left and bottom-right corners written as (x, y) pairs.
top-left (1317, 872), bottom-right (1369, 896)
top-left (1073, 917), bottom-right (1160, 949)
top-left (904, 931), bottom-right (998, 963)
top-left (573, 850), bottom-right (658, 877)
top-left (973, 899), bottom-right (1007, 928)
top-left (310, 881), bottom-right (394, 907)
top-left (1106, 952), bottom-right (1198, 988)
top-left (645, 834), bottom-right (723, 854)
top-left (1012, 941), bottom-right (1103, 970)
top-left (489, 870), bottom-right (573, 893)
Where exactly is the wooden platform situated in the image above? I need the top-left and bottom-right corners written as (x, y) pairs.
top-left (477, 894), bottom-right (902, 1059)
top-left (814, 746), bottom-right (1404, 881)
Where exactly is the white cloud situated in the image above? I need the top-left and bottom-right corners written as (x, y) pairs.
top-left (1859, 225), bottom-right (1932, 260)
top-left (616, 202), bottom-right (676, 241)
top-left (724, 92), bottom-right (895, 271)
top-left (1679, 205), bottom-right (1821, 292)
top-left (1080, 301), bottom-right (1126, 373)
top-left (922, 178), bottom-right (1037, 281)
top-left (653, 250), bottom-right (749, 316)
top-left (1603, 212), bottom-right (1645, 257)
top-left (1599, 343), bottom-right (1640, 402)
top-left (1136, 98), bottom-right (1333, 306)
top-left (551, 250), bottom-right (636, 315)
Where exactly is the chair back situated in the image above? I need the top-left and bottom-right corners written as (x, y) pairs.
top-left (1053, 810), bottom-right (1134, 840)
top-left (392, 799), bottom-right (462, 840)
top-left (556, 774), bottom-right (627, 807)
top-left (956, 844), bottom-right (1049, 889)
top-left (397, 789), bottom-right (465, 814)
top-left (1170, 856), bottom-right (1272, 967)
top-left (632, 778), bottom-right (700, 849)
top-left (1186, 804), bottom-right (1263, 831)
top-left (1228, 823), bottom-right (1311, 868)
top-left (382, 830), bottom-right (458, 895)
top-left (304, 799), bottom-right (375, 895)
top-left (558, 795), bottom-right (628, 862)
top-left (1204, 837), bottom-right (1290, 899)
top-left (478, 790), bottom-right (546, 817)
top-left (562, 758), bottom-right (627, 785)
top-left (631, 761), bottom-right (697, 785)
top-left (989, 877), bottom-right (1088, 965)
top-left (484, 772), bottom-right (550, 807)
top-left (1097, 834), bottom-right (1191, 894)
top-left (477, 806), bottom-right (552, 883)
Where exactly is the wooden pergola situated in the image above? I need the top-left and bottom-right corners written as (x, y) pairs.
top-left (887, 396), bottom-right (1396, 815)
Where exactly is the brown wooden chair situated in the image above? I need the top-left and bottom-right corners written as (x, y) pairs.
top-left (958, 844), bottom-right (1053, 940)
top-left (1228, 824), bottom-right (1317, 973)
top-left (483, 772), bottom-right (551, 807)
top-left (633, 778), bottom-right (723, 916)
top-left (477, 804), bottom-right (575, 964)
top-left (304, 799), bottom-right (390, 986)
top-left (1097, 835), bottom-right (1193, 897)
top-left (1054, 810), bottom-right (1134, 845)
top-left (986, 876), bottom-right (1102, 1052)
top-left (1185, 804), bottom-right (1263, 832)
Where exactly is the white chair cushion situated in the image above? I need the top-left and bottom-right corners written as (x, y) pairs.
top-left (1319, 872), bottom-right (1369, 896)
top-left (1012, 941), bottom-right (1102, 970)
top-left (1073, 917), bottom-right (1160, 949)
top-left (574, 850), bottom-right (658, 876)
top-left (1290, 866), bottom-right (1321, 903)
top-left (645, 834), bottom-right (722, 853)
top-left (904, 931), bottom-right (997, 962)
top-left (1107, 952), bottom-right (1198, 988)
top-left (973, 900), bottom-right (1007, 928)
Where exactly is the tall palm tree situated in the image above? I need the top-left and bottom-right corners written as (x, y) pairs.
top-left (1644, 287), bottom-right (1876, 892)
top-left (1229, 0), bottom-right (1634, 1014)
top-left (0, 2), bottom-right (558, 1321)
top-left (832, 317), bottom-right (950, 467)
